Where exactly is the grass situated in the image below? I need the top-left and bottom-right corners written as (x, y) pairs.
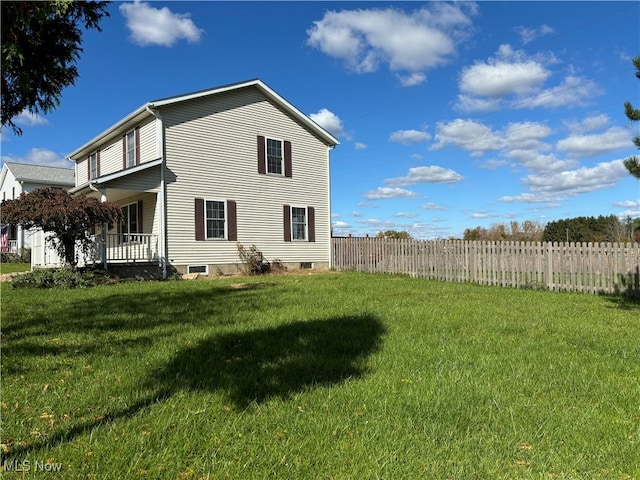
top-left (0, 263), bottom-right (30, 274)
top-left (0, 272), bottom-right (638, 479)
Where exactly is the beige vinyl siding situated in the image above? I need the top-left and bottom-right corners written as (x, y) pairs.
top-left (161, 87), bottom-right (331, 267)
top-left (139, 118), bottom-right (158, 163)
top-left (98, 138), bottom-right (123, 177)
top-left (106, 165), bottom-right (162, 193)
top-left (106, 192), bottom-right (159, 236)
top-left (76, 158), bottom-right (89, 187)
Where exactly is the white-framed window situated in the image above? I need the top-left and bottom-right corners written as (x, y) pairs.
top-left (291, 206), bottom-right (307, 241)
top-left (89, 152), bottom-right (98, 180)
top-left (205, 199), bottom-right (226, 239)
top-left (266, 138), bottom-right (283, 175)
top-left (125, 130), bottom-right (137, 168)
top-left (121, 202), bottom-right (140, 243)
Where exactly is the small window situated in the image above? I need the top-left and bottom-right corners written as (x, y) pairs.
top-left (206, 200), bottom-right (226, 239)
top-left (291, 207), bottom-right (307, 241)
top-left (89, 152), bottom-right (98, 180)
top-left (266, 138), bottom-right (283, 175)
top-left (188, 265), bottom-right (208, 274)
top-left (125, 130), bottom-right (136, 168)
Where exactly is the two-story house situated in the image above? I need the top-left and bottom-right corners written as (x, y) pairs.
top-left (61, 79), bottom-right (339, 278)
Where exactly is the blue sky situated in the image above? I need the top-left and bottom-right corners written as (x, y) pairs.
top-left (2, 1), bottom-right (639, 239)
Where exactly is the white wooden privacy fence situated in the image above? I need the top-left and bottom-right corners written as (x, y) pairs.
top-left (332, 237), bottom-right (640, 296)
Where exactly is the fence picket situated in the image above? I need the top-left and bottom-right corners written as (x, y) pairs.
top-left (331, 238), bottom-right (640, 296)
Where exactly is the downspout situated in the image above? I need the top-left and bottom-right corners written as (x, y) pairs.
top-left (327, 145), bottom-right (334, 270)
top-left (88, 180), bottom-right (108, 271)
top-left (146, 105), bottom-right (168, 279)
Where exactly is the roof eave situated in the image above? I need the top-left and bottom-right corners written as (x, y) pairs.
top-left (67, 104), bottom-right (152, 160)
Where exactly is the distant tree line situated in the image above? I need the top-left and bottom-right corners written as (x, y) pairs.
top-left (463, 220), bottom-right (544, 242)
top-left (541, 215), bottom-right (639, 244)
top-left (463, 217), bottom-right (639, 244)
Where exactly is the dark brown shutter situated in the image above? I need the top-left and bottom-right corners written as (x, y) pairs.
top-left (137, 200), bottom-right (143, 233)
top-left (283, 205), bottom-right (291, 242)
top-left (257, 135), bottom-right (266, 174)
top-left (307, 206), bottom-right (315, 242)
top-left (227, 200), bottom-right (237, 241)
top-left (96, 150), bottom-right (101, 177)
top-left (284, 141), bottom-right (292, 177)
top-left (195, 198), bottom-right (205, 241)
top-left (135, 127), bottom-right (141, 165)
top-left (122, 135), bottom-right (127, 169)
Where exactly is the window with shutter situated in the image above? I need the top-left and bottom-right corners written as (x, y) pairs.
top-left (258, 136), bottom-right (292, 177)
top-left (284, 205), bottom-right (316, 242)
top-left (194, 198), bottom-right (237, 241)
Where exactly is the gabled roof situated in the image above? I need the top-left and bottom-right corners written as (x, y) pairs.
top-left (68, 79), bottom-right (339, 160)
top-left (1, 162), bottom-right (75, 187)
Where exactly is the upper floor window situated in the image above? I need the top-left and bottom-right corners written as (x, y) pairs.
top-left (89, 152), bottom-right (99, 180)
top-left (266, 138), bottom-right (283, 175)
top-left (125, 131), bottom-right (136, 168)
top-left (257, 136), bottom-right (292, 177)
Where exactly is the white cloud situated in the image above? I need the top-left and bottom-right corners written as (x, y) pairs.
top-left (422, 202), bottom-right (447, 211)
top-left (389, 129), bottom-right (431, 145)
top-left (521, 75), bottom-right (602, 109)
top-left (364, 187), bottom-right (417, 200)
top-left (471, 211), bottom-right (500, 219)
top-left (14, 110), bottom-right (49, 127)
top-left (397, 72), bottom-right (426, 87)
top-left (355, 142), bottom-right (367, 150)
top-left (1, 148), bottom-right (72, 169)
top-left (613, 200), bottom-right (640, 208)
top-left (564, 114), bottom-right (610, 134)
top-left (459, 44), bottom-right (550, 98)
top-left (556, 127), bottom-right (632, 158)
top-left (306, 4), bottom-right (477, 81)
top-left (309, 108), bottom-right (344, 137)
top-left (119, 1), bottom-right (203, 47)
top-left (523, 159), bottom-right (629, 194)
top-left (394, 212), bottom-right (417, 218)
top-left (385, 165), bottom-right (463, 187)
top-left (431, 119), bottom-right (501, 156)
top-left (500, 192), bottom-right (565, 203)
top-left (514, 24), bottom-right (554, 44)
top-left (352, 211), bottom-right (363, 217)
top-left (332, 221), bottom-right (350, 228)
top-left (455, 45), bottom-right (599, 113)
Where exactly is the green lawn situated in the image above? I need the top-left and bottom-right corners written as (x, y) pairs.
top-left (1, 272), bottom-right (638, 479)
top-left (0, 263), bottom-right (31, 274)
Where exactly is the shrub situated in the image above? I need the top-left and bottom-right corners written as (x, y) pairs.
top-left (11, 267), bottom-right (114, 289)
top-left (237, 244), bottom-right (270, 275)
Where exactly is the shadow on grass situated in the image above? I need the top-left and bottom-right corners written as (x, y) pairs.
top-left (3, 313), bottom-right (385, 459)
top-left (150, 314), bottom-right (386, 407)
top-left (2, 281), bottom-right (282, 339)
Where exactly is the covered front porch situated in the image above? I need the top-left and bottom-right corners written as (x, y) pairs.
top-left (32, 159), bottom-right (168, 277)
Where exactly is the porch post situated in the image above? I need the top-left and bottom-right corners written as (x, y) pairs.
top-left (100, 188), bottom-right (108, 271)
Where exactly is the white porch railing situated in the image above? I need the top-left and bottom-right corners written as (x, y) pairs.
top-left (31, 231), bottom-right (159, 268)
top-left (97, 233), bottom-right (159, 263)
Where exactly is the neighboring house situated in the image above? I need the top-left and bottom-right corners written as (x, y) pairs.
top-left (0, 162), bottom-right (75, 253)
top-left (35, 79), bottom-right (339, 277)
